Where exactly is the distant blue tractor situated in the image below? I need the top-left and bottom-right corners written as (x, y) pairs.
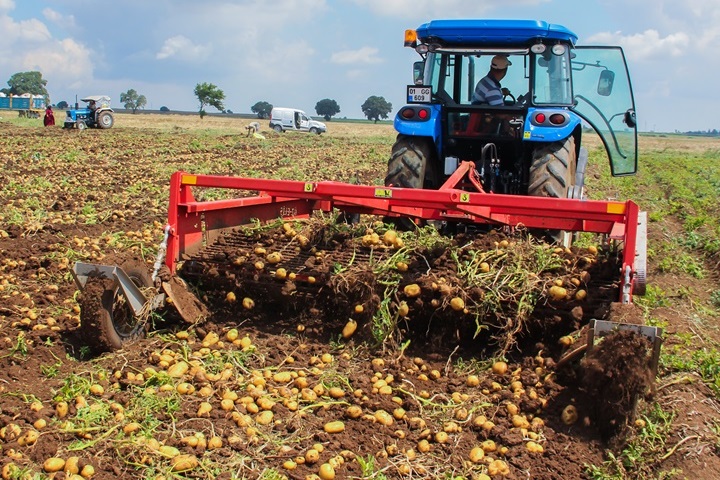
top-left (388, 19), bottom-right (637, 207)
top-left (64, 95), bottom-right (114, 130)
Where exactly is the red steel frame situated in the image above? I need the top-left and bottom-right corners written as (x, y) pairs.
top-left (165, 162), bottom-right (640, 301)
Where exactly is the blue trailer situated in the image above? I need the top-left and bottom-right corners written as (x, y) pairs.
top-left (0, 94), bottom-right (45, 118)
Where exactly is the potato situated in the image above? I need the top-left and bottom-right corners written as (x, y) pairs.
top-left (64, 456), bottom-right (80, 474)
top-left (561, 405), bottom-right (578, 425)
top-left (167, 361), bottom-right (189, 378)
top-left (197, 402), bottom-right (212, 417)
top-left (548, 285), bottom-right (567, 301)
top-left (324, 421), bottom-right (345, 433)
top-left (305, 448), bottom-right (320, 464)
top-left (43, 458), bottom-right (66, 473)
top-left (492, 361), bottom-right (508, 375)
top-left (469, 446), bottom-right (485, 463)
top-left (242, 297), bottom-right (255, 309)
top-left (226, 291), bottom-right (237, 303)
top-left (171, 454), bottom-right (199, 472)
top-left (342, 319), bottom-right (357, 338)
top-left (346, 405), bottom-right (363, 419)
top-left (449, 297), bottom-right (465, 311)
top-left (397, 302), bottom-right (409, 317)
top-left (318, 462), bottom-right (335, 480)
top-left (266, 252), bottom-right (282, 264)
top-left (403, 284), bottom-right (421, 298)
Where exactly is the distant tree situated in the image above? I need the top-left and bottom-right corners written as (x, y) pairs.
top-left (2, 71), bottom-right (49, 97)
top-left (56, 100), bottom-right (69, 110)
top-left (119, 89), bottom-right (147, 114)
top-left (194, 82), bottom-right (225, 118)
top-left (361, 96), bottom-right (392, 123)
top-left (315, 99), bottom-right (340, 121)
top-left (251, 101), bottom-right (273, 119)
top-left (159, 106), bottom-right (170, 112)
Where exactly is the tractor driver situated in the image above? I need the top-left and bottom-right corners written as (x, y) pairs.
top-left (472, 55), bottom-right (512, 105)
top-left (88, 100), bottom-right (97, 120)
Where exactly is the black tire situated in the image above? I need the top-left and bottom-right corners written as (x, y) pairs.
top-left (309, 127), bottom-right (319, 135)
top-left (528, 136), bottom-right (577, 199)
top-left (76, 121), bottom-right (86, 131)
top-left (384, 135), bottom-right (436, 229)
top-left (273, 124), bottom-right (283, 133)
top-left (97, 111), bottom-right (114, 129)
top-left (385, 135), bottom-right (434, 189)
top-left (79, 261), bottom-right (152, 352)
top-left (528, 137), bottom-right (577, 244)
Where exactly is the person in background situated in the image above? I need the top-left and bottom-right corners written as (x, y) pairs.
top-left (472, 55), bottom-right (512, 105)
top-left (43, 105), bottom-right (55, 126)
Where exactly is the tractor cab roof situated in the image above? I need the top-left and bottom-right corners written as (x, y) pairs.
top-left (81, 95), bottom-right (111, 104)
top-left (415, 19), bottom-right (578, 48)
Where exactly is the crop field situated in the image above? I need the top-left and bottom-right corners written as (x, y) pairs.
top-left (0, 113), bottom-right (719, 480)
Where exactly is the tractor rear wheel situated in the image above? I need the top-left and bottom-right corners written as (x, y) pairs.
top-left (384, 135), bottom-right (437, 229)
top-left (528, 136), bottom-right (577, 198)
top-left (79, 261), bottom-right (152, 353)
top-left (97, 111), bottom-right (114, 129)
top-left (528, 137), bottom-right (577, 244)
top-left (385, 135), bottom-right (434, 189)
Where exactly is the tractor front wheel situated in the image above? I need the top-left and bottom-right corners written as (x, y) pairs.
top-left (79, 261), bottom-right (153, 353)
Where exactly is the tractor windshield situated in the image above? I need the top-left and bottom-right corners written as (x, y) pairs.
top-left (426, 51), bottom-right (529, 105)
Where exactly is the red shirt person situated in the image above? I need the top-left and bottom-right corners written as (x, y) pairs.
top-left (43, 106), bottom-right (55, 126)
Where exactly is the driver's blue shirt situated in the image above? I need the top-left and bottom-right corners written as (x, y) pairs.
top-left (472, 74), bottom-right (503, 106)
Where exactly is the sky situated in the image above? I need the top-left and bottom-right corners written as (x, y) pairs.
top-left (1, 0), bottom-right (717, 132)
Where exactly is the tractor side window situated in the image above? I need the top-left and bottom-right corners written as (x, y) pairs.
top-left (533, 50), bottom-right (573, 105)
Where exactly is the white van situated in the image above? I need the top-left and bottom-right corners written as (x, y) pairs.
top-left (269, 107), bottom-right (327, 134)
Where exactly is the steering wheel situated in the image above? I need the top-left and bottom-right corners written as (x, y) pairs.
top-left (502, 88), bottom-right (516, 106)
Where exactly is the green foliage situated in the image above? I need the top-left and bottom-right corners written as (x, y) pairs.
top-left (194, 82), bottom-right (225, 117)
top-left (120, 89), bottom-right (148, 113)
top-left (251, 101), bottom-right (273, 119)
top-left (315, 98), bottom-right (341, 121)
top-left (361, 95), bottom-right (392, 123)
top-left (2, 71), bottom-right (48, 97)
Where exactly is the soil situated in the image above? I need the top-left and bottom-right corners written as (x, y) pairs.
top-left (0, 120), bottom-right (719, 479)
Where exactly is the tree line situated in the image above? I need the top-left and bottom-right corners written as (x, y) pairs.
top-left (1, 71), bottom-right (393, 122)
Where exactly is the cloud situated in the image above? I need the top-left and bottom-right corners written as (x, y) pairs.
top-left (586, 29), bottom-right (689, 61)
top-left (42, 8), bottom-right (76, 29)
top-left (331, 47), bottom-right (382, 65)
top-left (156, 35), bottom-right (212, 61)
top-left (0, 0), bottom-right (13, 12)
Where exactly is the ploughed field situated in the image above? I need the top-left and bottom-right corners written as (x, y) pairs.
top-left (0, 115), bottom-right (719, 480)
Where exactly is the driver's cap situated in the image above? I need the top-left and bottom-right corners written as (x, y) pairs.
top-left (491, 55), bottom-right (511, 70)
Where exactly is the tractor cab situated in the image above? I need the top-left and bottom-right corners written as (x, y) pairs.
top-left (392, 19), bottom-right (637, 197)
top-left (64, 95), bottom-right (115, 130)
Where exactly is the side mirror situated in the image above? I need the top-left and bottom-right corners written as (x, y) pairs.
top-left (413, 61), bottom-right (425, 85)
top-left (597, 69), bottom-right (615, 96)
top-left (624, 109), bottom-right (637, 128)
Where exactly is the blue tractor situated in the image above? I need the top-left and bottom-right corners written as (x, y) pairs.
top-left (388, 19), bottom-right (637, 211)
top-left (64, 95), bottom-right (114, 130)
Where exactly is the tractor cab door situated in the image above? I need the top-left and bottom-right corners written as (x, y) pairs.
top-left (571, 46), bottom-right (637, 176)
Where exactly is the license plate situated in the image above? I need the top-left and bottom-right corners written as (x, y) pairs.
top-left (407, 85), bottom-right (432, 104)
